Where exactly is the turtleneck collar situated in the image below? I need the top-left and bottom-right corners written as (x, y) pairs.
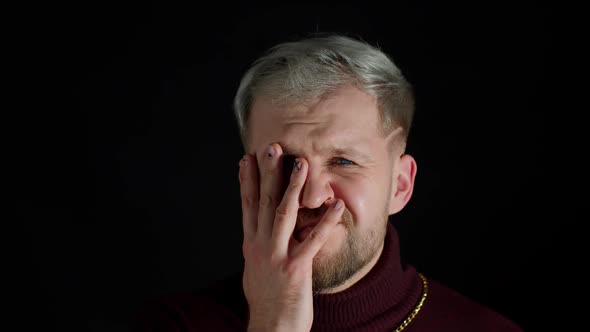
top-left (311, 222), bottom-right (422, 331)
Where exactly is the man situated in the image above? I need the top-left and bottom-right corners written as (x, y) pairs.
top-left (136, 34), bottom-right (523, 331)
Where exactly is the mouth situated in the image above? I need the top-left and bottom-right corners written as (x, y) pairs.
top-left (293, 218), bottom-right (344, 243)
top-left (294, 224), bottom-right (317, 242)
top-left (293, 216), bottom-right (323, 242)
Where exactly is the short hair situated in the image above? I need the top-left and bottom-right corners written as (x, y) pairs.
top-left (233, 34), bottom-right (415, 149)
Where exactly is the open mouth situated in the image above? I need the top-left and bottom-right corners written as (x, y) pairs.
top-left (293, 219), bottom-right (344, 243)
top-left (294, 224), bottom-right (316, 242)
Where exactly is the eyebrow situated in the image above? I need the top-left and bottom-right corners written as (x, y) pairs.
top-left (282, 145), bottom-right (374, 162)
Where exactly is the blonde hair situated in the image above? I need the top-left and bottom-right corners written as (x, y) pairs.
top-left (233, 34), bottom-right (415, 148)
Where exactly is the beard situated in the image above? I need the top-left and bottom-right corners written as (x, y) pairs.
top-left (309, 207), bottom-right (389, 293)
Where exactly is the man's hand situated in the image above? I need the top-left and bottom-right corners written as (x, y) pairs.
top-left (238, 143), bottom-right (344, 332)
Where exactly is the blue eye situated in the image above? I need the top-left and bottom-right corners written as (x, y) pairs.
top-left (334, 158), bottom-right (354, 166)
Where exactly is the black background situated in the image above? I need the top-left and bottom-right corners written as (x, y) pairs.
top-left (11, 2), bottom-right (581, 332)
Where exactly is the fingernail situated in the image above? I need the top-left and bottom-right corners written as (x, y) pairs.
top-left (335, 199), bottom-right (343, 209)
top-left (266, 145), bottom-right (275, 158)
top-left (294, 159), bottom-right (301, 172)
top-left (241, 156), bottom-right (248, 167)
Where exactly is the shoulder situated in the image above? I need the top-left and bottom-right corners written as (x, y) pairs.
top-left (410, 277), bottom-right (523, 332)
top-left (133, 273), bottom-right (247, 332)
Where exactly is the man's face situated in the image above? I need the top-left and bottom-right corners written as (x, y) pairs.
top-left (247, 85), bottom-right (399, 292)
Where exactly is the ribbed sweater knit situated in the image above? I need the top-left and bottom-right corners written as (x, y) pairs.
top-left (135, 223), bottom-right (523, 332)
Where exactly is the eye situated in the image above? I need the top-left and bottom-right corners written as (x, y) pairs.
top-left (331, 158), bottom-right (356, 166)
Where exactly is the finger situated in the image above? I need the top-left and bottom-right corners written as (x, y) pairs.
top-left (292, 199), bottom-right (345, 262)
top-left (256, 143), bottom-right (283, 238)
top-left (239, 153), bottom-right (259, 241)
top-left (271, 157), bottom-right (308, 255)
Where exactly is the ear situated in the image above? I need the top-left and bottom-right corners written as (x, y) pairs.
top-left (388, 154), bottom-right (417, 215)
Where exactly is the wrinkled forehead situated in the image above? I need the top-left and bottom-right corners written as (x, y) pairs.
top-left (247, 86), bottom-right (383, 154)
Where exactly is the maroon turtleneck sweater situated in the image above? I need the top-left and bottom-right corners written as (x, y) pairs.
top-left (135, 223), bottom-right (523, 332)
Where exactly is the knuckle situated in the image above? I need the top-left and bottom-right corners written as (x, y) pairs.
top-left (275, 205), bottom-right (289, 218)
top-left (307, 228), bottom-right (324, 242)
top-left (281, 179), bottom-right (301, 197)
top-left (241, 194), bottom-right (256, 208)
top-left (259, 193), bottom-right (274, 208)
top-left (288, 174), bottom-right (303, 186)
top-left (287, 181), bottom-right (302, 192)
top-left (260, 166), bottom-right (275, 180)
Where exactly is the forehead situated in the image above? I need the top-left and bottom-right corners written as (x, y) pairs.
top-left (247, 86), bottom-right (383, 154)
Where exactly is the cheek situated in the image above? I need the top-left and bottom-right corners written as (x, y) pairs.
top-left (331, 176), bottom-right (381, 226)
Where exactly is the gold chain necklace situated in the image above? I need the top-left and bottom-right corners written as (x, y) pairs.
top-left (393, 273), bottom-right (428, 332)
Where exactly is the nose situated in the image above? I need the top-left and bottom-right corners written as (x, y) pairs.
top-left (301, 165), bottom-right (334, 209)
